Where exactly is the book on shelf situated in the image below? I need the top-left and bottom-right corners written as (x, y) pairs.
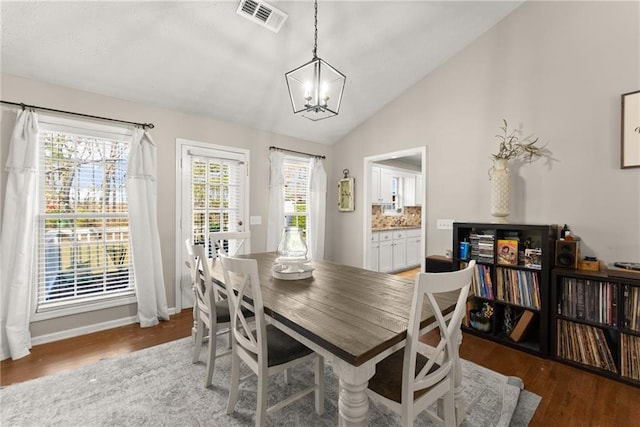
top-left (469, 232), bottom-right (495, 264)
top-left (556, 319), bottom-right (617, 373)
top-left (510, 310), bottom-right (534, 342)
top-left (560, 277), bottom-right (617, 326)
top-left (471, 264), bottom-right (493, 299)
top-left (524, 248), bottom-right (542, 269)
top-left (496, 267), bottom-right (540, 309)
top-left (621, 333), bottom-right (640, 381)
top-left (497, 239), bottom-right (518, 265)
top-left (624, 285), bottom-right (640, 332)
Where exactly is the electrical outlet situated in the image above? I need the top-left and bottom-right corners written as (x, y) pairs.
top-left (436, 219), bottom-right (454, 230)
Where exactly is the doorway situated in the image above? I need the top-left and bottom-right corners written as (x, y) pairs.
top-left (174, 139), bottom-right (250, 311)
top-left (363, 147), bottom-right (426, 272)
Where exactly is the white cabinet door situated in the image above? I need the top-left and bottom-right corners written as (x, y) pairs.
top-left (406, 237), bottom-right (421, 267)
top-left (370, 243), bottom-right (380, 271)
top-left (415, 175), bottom-right (423, 205)
top-left (378, 240), bottom-right (394, 272)
top-left (379, 169), bottom-right (396, 203)
top-left (370, 232), bottom-right (380, 271)
top-left (391, 230), bottom-right (407, 271)
top-left (404, 175), bottom-right (416, 206)
top-left (371, 167), bottom-right (381, 203)
top-left (392, 238), bottom-right (407, 271)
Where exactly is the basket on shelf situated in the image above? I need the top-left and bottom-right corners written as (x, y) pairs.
top-left (469, 308), bottom-right (493, 332)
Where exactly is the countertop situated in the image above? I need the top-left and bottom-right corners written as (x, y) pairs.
top-left (371, 226), bottom-right (421, 232)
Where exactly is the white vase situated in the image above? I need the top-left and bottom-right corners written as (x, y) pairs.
top-left (489, 158), bottom-right (510, 223)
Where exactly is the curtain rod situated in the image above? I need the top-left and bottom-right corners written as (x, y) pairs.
top-left (269, 145), bottom-right (325, 159)
top-left (0, 100), bottom-right (155, 129)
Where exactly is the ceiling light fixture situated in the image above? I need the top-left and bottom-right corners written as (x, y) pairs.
top-left (285, 0), bottom-right (345, 121)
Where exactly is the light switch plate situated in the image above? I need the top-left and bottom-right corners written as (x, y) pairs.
top-left (436, 219), bottom-right (454, 230)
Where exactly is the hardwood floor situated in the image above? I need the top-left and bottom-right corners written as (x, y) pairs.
top-left (2, 296), bottom-right (639, 425)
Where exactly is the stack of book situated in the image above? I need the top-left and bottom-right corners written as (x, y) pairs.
top-left (623, 285), bottom-right (639, 331)
top-left (495, 267), bottom-right (541, 309)
top-left (557, 319), bottom-right (617, 373)
top-left (559, 278), bottom-right (618, 326)
top-left (621, 333), bottom-right (640, 381)
top-left (471, 264), bottom-right (493, 299)
top-left (469, 232), bottom-right (495, 264)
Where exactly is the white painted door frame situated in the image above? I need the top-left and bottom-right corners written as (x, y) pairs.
top-left (362, 147), bottom-right (427, 272)
top-left (174, 138), bottom-right (250, 312)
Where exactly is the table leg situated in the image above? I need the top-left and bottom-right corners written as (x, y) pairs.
top-left (332, 359), bottom-right (375, 427)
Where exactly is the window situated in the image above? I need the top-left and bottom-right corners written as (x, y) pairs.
top-left (36, 117), bottom-right (135, 316)
top-left (283, 157), bottom-right (308, 233)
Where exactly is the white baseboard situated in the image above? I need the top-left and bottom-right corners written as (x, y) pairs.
top-left (30, 307), bottom-right (178, 347)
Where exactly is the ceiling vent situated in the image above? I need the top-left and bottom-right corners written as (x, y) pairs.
top-left (236, 0), bottom-right (288, 33)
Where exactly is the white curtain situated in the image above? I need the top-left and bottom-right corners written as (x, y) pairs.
top-left (127, 128), bottom-right (169, 327)
top-left (0, 110), bottom-right (39, 360)
top-left (307, 158), bottom-right (327, 260)
top-left (266, 151), bottom-right (285, 251)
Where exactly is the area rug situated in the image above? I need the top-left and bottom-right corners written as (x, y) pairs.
top-left (0, 337), bottom-right (540, 426)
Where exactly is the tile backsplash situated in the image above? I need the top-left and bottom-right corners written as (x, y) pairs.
top-left (371, 205), bottom-right (422, 229)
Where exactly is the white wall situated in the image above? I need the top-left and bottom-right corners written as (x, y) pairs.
top-left (328, 0), bottom-right (640, 268)
top-left (0, 74), bottom-right (332, 339)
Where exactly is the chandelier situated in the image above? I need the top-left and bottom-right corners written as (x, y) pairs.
top-left (285, 0), bottom-right (345, 121)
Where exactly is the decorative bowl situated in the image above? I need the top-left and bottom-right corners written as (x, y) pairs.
top-left (469, 309), bottom-right (492, 332)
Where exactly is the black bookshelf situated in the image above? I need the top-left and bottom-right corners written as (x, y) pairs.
top-left (551, 268), bottom-right (640, 387)
top-left (453, 223), bottom-right (557, 357)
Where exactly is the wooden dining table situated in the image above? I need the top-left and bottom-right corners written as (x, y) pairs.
top-left (208, 252), bottom-right (465, 426)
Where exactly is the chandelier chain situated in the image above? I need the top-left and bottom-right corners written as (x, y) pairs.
top-left (313, 0), bottom-right (318, 58)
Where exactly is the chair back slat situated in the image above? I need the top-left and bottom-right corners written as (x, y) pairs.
top-left (191, 245), bottom-right (219, 315)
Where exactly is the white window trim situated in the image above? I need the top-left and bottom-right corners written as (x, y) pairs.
top-left (32, 114), bottom-right (136, 321)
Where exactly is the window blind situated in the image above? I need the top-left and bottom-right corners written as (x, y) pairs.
top-left (283, 157), bottom-right (308, 232)
top-left (37, 126), bottom-right (135, 312)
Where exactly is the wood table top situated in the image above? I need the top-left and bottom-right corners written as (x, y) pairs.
top-left (209, 252), bottom-right (458, 367)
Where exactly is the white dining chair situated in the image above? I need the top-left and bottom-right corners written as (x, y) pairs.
top-left (189, 244), bottom-right (234, 388)
top-left (185, 238), bottom-right (200, 341)
top-left (210, 231), bottom-right (250, 258)
top-left (220, 254), bottom-right (324, 427)
top-left (366, 260), bottom-right (476, 427)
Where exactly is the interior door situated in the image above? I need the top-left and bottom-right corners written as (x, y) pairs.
top-left (177, 141), bottom-right (249, 310)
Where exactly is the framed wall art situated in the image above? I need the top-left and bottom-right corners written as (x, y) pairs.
top-left (621, 90), bottom-right (640, 169)
top-left (338, 177), bottom-right (355, 212)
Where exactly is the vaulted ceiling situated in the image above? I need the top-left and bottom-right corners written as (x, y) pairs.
top-left (1, 1), bottom-right (523, 144)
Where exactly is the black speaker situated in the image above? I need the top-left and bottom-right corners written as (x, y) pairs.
top-left (555, 240), bottom-right (580, 268)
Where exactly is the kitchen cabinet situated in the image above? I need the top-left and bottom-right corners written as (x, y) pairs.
top-left (370, 233), bottom-right (379, 272)
top-left (404, 176), bottom-right (416, 206)
top-left (392, 230), bottom-right (408, 271)
top-left (378, 234), bottom-right (394, 272)
top-left (415, 176), bottom-right (423, 205)
top-left (371, 167), bottom-right (396, 204)
top-left (371, 231), bottom-right (394, 272)
top-left (371, 228), bottom-right (421, 272)
top-left (402, 174), bottom-right (423, 206)
top-left (405, 229), bottom-right (421, 267)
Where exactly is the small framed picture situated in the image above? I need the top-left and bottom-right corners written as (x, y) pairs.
top-left (621, 90), bottom-right (640, 169)
top-left (338, 177), bottom-right (355, 212)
